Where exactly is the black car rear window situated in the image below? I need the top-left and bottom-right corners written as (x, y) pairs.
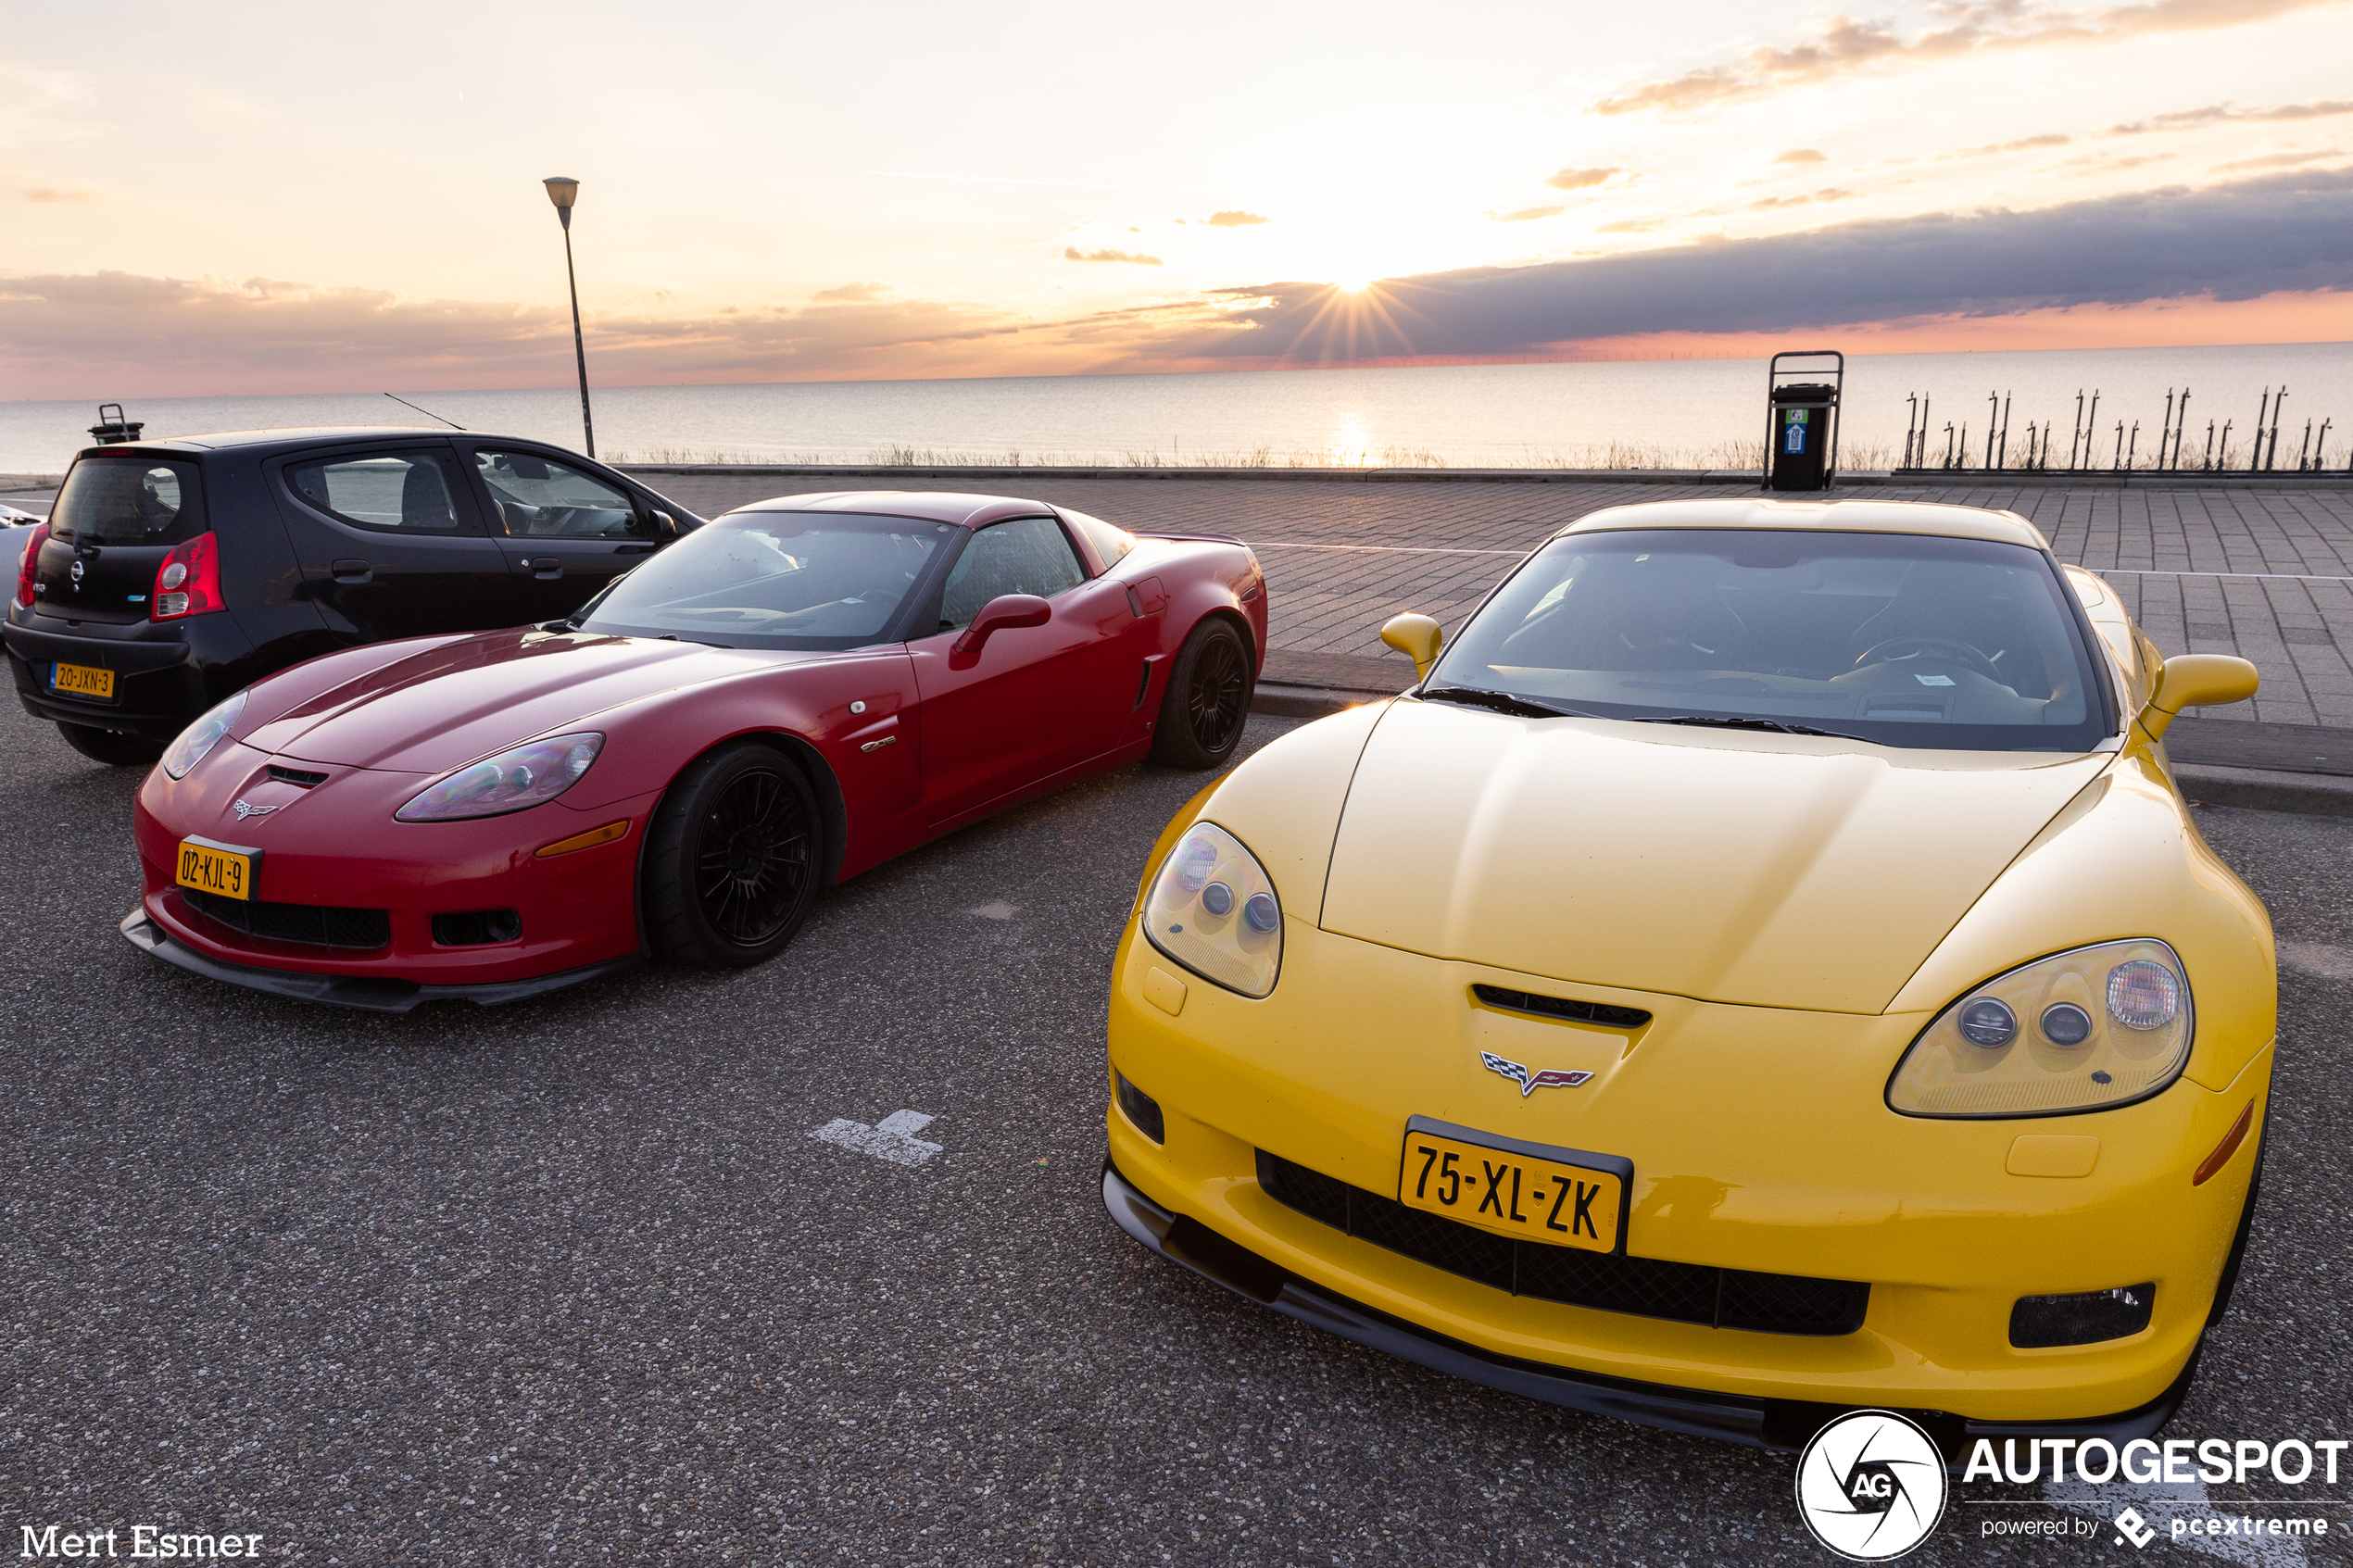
top-left (51, 457), bottom-right (206, 546)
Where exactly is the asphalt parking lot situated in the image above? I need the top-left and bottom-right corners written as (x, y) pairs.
top-left (4, 698), bottom-right (2350, 1566)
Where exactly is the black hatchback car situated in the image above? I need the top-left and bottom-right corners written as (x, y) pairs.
top-left (6, 428), bottom-right (703, 764)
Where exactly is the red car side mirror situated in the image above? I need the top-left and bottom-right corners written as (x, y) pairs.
top-left (950, 594), bottom-right (1051, 667)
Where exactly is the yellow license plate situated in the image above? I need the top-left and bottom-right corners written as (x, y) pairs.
top-left (52, 662), bottom-right (115, 699)
top-left (1401, 1120), bottom-right (1630, 1255)
top-left (176, 837), bottom-right (258, 901)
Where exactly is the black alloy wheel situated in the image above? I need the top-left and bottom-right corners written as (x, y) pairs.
top-left (1151, 618), bottom-right (1252, 769)
top-left (643, 742), bottom-right (825, 967)
top-left (57, 722), bottom-right (166, 768)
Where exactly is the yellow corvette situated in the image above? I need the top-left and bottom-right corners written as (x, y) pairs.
top-left (1101, 497), bottom-right (2271, 1455)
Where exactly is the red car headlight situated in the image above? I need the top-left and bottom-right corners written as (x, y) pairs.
top-left (396, 733), bottom-right (605, 822)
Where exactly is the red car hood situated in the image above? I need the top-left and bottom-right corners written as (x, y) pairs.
top-left (241, 630), bottom-right (788, 772)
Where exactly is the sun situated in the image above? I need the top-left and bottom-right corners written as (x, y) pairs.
top-left (1332, 276), bottom-right (1372, 294)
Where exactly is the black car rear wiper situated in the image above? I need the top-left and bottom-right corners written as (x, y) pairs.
top-left (1629, 713), bottom-right (1869, 741)
top-left (1417, 684), bottom-right (1603, 721)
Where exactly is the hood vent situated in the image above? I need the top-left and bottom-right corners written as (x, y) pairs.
top-left (1473, 984), bottom-right (1651, 1031)
top-left (267, 764), bottom-right (330, 787)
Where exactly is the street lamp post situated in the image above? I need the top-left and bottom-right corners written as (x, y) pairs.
top-left (543, 176), bottom-right (595, 458)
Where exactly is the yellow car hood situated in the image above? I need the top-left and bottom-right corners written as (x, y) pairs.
top-left (1317, 699), bottom-right (2111, 1014)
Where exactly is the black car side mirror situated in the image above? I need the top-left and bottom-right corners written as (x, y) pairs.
top-left (950, 594), bottom-right (1051, 667)
top-left (648, 509), bottom-right (679, 539)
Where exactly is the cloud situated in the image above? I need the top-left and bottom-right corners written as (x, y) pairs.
top-left (0, 269), bottom-right (1074, 396)
top-left (2102, 98), bottom-right (2353, 135)
top-left (1596, 217), bottom-right (1670, 232)
top-left (23, 188), bottom-right (95, 203)
top-left (1493, 205), bottom-right (1569, 222)
top-left (1773, 148), bottom-right (1828, 164)
top-left (812, 281), bottom-right (891, 302)
top-left (1592, 0), bottom-right (2338, 117)
top-left (2212, 149), bottom-right (2347, 171)
top-left (1544, 166), bottom-right (1623, 191)
top-left (1936, 132), bottom-right (2072, 159)
top-left (1064, 246), bottom-right (1164, 265)
top-left (1746, 186), bottom-right (1861, 209)
top-left (1172, 167), bottom-right (2353, 364)
top-left (1202, 210), bottom-right (1270, 227)
top-left (2054, 150), bottom-right (2178, 170)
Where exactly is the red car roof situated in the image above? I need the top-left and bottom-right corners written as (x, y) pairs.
top-left (733, 491), bottom-right (1053, 529)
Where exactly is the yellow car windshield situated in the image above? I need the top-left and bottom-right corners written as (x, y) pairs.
top-left (1432, 528), bottom-right (2113, 752)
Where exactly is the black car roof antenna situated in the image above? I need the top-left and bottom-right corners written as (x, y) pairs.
top-left (382, 392), bottom-right (467, 431)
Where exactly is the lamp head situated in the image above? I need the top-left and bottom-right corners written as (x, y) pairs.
top-left (544, 177), bottom-right (579, 227)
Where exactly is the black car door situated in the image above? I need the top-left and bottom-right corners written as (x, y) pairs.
top-left (268, 442), bottom-right (517, 641)
top-left (457, 445), bottom-right (661, 622)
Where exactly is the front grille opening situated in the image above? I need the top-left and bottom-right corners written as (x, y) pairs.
top-left (2010, 1285), bottom-right (2154, 1348)
top-left (182, 887), bottom-right (390, 949)
top-left (1114, 1072), bottom-right (1166, 1143)
top-left (1473, 984), bottom-right (1652, 1031)
top-left (266, 764), bottom-right (330, 787)
top-left (1256, 1149), bottom-right (1867, 1336)
top-left (432, 909), bottom-right (522, 947)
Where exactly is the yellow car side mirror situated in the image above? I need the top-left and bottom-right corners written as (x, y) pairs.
top-left (2137, 653), bottom-right (2259, 742)
top-left (1381, 613), bottom-right (1444, 683)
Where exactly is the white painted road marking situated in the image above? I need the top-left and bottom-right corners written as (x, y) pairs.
top-left (812, 1110), bottom-right (943, 1167)
top-left (969, 902), bottom-right (1017, 921)
top-left (2280, 941), bottom-right (2353, 981)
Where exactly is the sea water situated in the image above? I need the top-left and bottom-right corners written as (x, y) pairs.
top-left (4, 340), bottom-right (2347, 477)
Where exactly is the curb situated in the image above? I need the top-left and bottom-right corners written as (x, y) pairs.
top-left (1250, 690), bottom-right (2353, 820)
top-left (2175, 763), bottom-right (2353, 819)
top-left (615, 463), bottom-right (2353, 493)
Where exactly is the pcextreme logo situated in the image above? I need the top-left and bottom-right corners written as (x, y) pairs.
top-left (1795, 1410), bottom-right (1950, 1561)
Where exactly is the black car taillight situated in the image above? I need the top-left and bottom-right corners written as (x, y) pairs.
top-left (2009, 1284), bottom-right (2155, 1348)
top-left (14, 522), bottom-right (48, 608)
top-left (152, 532), bottom-right (223, 620)
top-left (1114, 1072), bottom-right (1165, 1144)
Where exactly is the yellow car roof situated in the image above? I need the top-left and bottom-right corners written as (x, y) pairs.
top-left (1556, 497), bottom-right (2050, 550)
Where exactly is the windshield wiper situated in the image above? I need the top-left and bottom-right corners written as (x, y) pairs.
top-left (1417, 684), bottom-right (1602, 721)
top-left (1629, 713), bottom-right (1869, 741)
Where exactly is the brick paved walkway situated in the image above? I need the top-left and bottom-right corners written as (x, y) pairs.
top-left (637, 473), bottom-right (2353, 729)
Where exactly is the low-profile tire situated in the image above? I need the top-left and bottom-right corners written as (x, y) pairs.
top-left (641, 742), bottom-right (825, 968)
top-left (1149, 617), bottom-right (1252, 770)
top-left (57, 722), bottom-right (165, 767)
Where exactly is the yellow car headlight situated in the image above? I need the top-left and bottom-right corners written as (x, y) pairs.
top-left (1888, 938), bottom-right (2194, 1117)
top-left (1142, 822), bottom-right (1282, 997)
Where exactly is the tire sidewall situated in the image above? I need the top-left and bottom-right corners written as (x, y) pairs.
top-left (646, 742), bottom-right (824, 967)
top-left (1151, 618), bottom-right (1252, 769)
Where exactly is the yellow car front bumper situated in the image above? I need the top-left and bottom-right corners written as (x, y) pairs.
top-left (1105, 918), bottom-right (2271, 1448)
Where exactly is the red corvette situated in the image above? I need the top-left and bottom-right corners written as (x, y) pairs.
top-left (123, 491), bottom-right (1266, 1010)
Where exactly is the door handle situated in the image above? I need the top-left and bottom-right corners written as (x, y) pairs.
top-left (522, 557), bottom-right (563, 580)
top-left (615, 543), bottom-right (657, 556)
top-left (331, 558), bottom-right (373, 584)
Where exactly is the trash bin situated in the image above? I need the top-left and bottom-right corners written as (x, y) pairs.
top-left (1768, 383), bottom-right (1836, 491)
top-left (87, 402), bottom-right (144, 445)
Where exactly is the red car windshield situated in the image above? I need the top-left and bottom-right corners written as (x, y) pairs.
top-left (1430, 528), bottom-right (2113, 752)
top-left (579, 511), bottom-right (945, 648)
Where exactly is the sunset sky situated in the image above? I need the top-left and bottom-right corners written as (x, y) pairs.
top-left (5, 0), bottom-right (2351, 397)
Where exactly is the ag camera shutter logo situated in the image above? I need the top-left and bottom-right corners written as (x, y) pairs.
top-left (1795, 1410), bottom-right (1949, 1560)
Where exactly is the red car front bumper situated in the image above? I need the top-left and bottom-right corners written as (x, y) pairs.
top-left (129, 740), bottom-right (658, 1010)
